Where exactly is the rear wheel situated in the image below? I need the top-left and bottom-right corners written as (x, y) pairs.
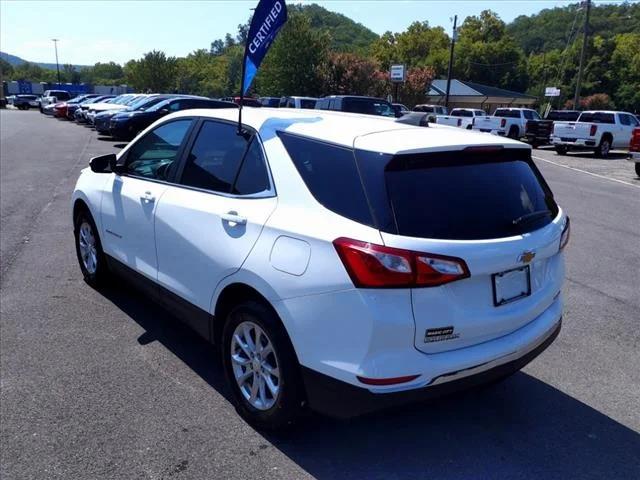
top-left (74, 209), bottom-right (109, 287)
top-left (222, 300), bottom-right (305, 429)
top-left (595, 137), bottom-right (611, 158)
top-left (555, 146), bottom-right (568, 155)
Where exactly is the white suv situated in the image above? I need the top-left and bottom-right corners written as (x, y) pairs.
top-left (72, 108), bottom-right (568, 428)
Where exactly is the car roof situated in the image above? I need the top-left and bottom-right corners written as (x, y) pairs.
top-left (165, 108), bottom-right (527, 155)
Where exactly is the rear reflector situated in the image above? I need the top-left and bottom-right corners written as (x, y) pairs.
top-left (333, 237), bottom-right (470, 288)
top-left (357, 374), bottom-right (420, 386)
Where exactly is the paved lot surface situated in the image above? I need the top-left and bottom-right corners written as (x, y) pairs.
top-left (1, 109), bottom-right (639, 480)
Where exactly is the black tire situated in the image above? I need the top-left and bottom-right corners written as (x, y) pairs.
top-left (635, 162), bottom-right (640, 177)
top-left (595, 137), bottom-right (611, 158)
top-left (222, 300), bottom-right (305, 430)
top-left (73, 208), bottom-right (109, 287)
top-left (555, 145), bottom-right (568, 155)
top-left (508, 126), bottom-right (519, 139)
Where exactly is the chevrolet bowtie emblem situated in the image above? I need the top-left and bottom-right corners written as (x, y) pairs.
top-left (519, 251), bottom-right (536, 264)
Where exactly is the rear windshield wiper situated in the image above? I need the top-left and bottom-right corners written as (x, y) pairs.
top-left (512, 209), bottom-right (552, 226)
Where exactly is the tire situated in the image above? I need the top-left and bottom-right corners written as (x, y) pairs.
top-left (595, 137), bottom-right (611, 158)
top-left (555, 146), bottom-right (568, 155)
top-left (635, 162), bottom-right (640, 177)
top-left (222, 300), bottom-right (305, 429)
top-left (508, 126), bottom-right (519, 139)
top-left (74, 209), bottom-right (109, 287)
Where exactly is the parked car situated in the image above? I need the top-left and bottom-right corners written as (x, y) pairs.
top-left (39, 90), bottom-right (72, 112)
top-left (524, 110), bottom-right (580, 148)
top-left (7, 94), bottom-right (40, 110)
top-left (628, 127), bottom-right (640, 176)
top-left (552, 110), bottom-right (639, 157)
top-left (65, 94), bottom-right (104, 120)
top-left (436, 108), bottom-right (487, 130)
top-left (259, 97), bottom-right (280, 107)
top-left (221, 96), bottom-right (262, 107)
top-left (473, 108), bottom-right (540, 139)
top-left (72, 108), bottom-right (567, 428)
top-left (279, 96), bottom-right (317, 109)
top-left (316, 95), bottom-right (397, 117)
top-left (109, 97), bottom-right (237, 140)
top-left (75, 96), bottom-right (115, 123)
top-left (86, 94), bottom-right (144, 124)
top-left (392, 103), bottom-right (410, 116)
top-left (94, 95), bottom-right (159, 135)
top-left (413, 104), bottom-right (448, 115)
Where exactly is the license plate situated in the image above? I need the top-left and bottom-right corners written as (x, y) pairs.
top-left (492, 266), bottom-right (531, 307)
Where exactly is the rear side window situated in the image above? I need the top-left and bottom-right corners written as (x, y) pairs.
top-left (371, 149), bottom-right (558, 240)
top-left (578, 112), bottom-right (615, 124)
top-left (278, 132), bottom-right (373, 226)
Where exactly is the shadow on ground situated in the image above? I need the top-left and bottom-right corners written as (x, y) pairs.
top-left (98, 282), bottom-right (640, 480)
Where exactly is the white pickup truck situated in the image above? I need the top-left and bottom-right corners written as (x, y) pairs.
top-left (472, 108), bottom-right (541, 139)
top-left (436, 108), bottom-right (487, 129)
top-left (552, 110), bottom-right (640, 158)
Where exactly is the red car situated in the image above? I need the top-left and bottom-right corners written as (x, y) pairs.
top-left (628, 127), bottom-right (640, 176)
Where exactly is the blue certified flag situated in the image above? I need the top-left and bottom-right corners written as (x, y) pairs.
top-left (242, 0), bottom-right (288, 95)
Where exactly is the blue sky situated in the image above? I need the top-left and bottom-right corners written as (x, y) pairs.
top-left (0, 0), bottom-right (629, 65)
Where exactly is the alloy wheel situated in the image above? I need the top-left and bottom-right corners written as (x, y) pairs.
top-left (230, 320), bottom-right (280, 410)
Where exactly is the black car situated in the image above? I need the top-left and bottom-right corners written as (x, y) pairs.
top-left (110, 97), bottom-right (237, 140)
top-left (524, 110), bottom-right (581, 148)
top-left (315, 95), bottom-right (398, 118)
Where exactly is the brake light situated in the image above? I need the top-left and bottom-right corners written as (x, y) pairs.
top-left (559, 217), bottom-right (570, 250)
top-left (333, 238), bottom-right (470, 288)
top-left (589, 124), bottom-right (598, 136)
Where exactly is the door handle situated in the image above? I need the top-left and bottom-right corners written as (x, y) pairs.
top-left (141, 191), bottom-right (155, 203)
top-left (221, 211), bottom-right (247, 226)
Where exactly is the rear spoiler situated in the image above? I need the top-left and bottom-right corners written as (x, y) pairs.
top-left (394, 112), bottom-right (430, 127)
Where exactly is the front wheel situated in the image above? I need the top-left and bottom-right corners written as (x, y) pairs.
top-left (222, 300), bottom-right (305, 429)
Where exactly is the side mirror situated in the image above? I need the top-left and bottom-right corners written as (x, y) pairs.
top-left (89, 153), bottom-right (122, 174)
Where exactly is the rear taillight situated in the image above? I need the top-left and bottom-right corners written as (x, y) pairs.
top-left (501, 118), bottom-right (507, 128)
top-left (589, 124), bottom-right (598, 136)
top-left (333, 238), bottom-right (470, 288)
top-left (559, 217), bottom-right (570, 250)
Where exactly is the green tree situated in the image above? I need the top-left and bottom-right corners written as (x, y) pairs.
top-left (124, 50), bottom-right (177, 92)
top-left (255, 14), bottom-right (330, 96)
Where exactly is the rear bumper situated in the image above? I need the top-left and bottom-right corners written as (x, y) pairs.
top-left (302, 318), bottom-right (561, 419)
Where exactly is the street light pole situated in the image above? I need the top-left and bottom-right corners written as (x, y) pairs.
top-left (444, 15), bottom-right (457, 110)
top-left (52, 39), bottom-right (61, 86)
top-left (573, 0), bottom-right (591, 109)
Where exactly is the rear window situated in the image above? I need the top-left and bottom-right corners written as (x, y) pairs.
top-left (494, 109), bottom-right (520, 118)
top-left (578, 112), bottom-right (615, 124)
top-left (278, 132), bottom-right (373, 226)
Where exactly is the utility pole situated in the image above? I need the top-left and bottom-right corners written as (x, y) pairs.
top-left (444, 15), bottom-right (457, 110)
top-left (573, 0), bottom-right (591, 109)
top-left (52, 39), bottom-right (61, 86)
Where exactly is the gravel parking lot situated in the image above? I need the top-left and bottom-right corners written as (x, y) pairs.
top-left (1, 109), bottom-right (639, 480)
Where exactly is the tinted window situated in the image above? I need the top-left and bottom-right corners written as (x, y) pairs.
top-left (125, 119), bottom-right (192, 180)
top-left (344, 98), bottom-right (394, 117)
top-left (381, 150), bottom-right (558, 240)
top-left (279, 132), bottom-right (373, 226)
top-left (300, 99), bottom-right (316, 109)
top-left (578, 112), bottom-right (615, 124)
top-left (495, 109), bottom-right (520, 118)
top-left (180, 121), bottom-right (249, 193)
